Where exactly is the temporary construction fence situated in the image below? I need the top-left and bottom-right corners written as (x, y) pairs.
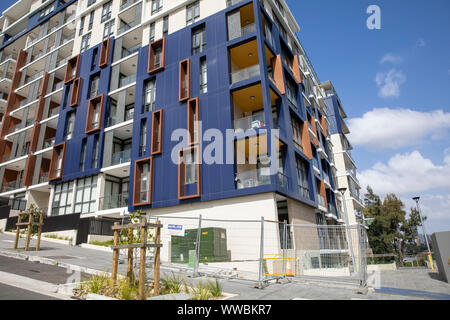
top-left (143, 215), bottom-right (368, 288)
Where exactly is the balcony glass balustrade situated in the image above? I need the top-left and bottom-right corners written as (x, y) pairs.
top-left (234, 113), bottom-right (265, 132)
top-left (230, 64), bottom-right (260, 84)
top-left (236, 168), bottom-right (271, 189)
top-left (99, 193), bottom-right (129, 211)
top-left (111, 149), bottom-right (131, 166)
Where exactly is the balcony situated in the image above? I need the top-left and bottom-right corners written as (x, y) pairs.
top-left (1, 177), bottom-right (23, 193)
top-left (234, 114), bottom-right (265, 132)
top-left (43, 137), bottom-right (55, 149)
top-left (120, 0), bottom-right (140, 12)
top-left (231, 65), bottom-right (260, 84)
top-left (226, 0), bottom-right (245, 7)
top-left (118, 19), bottom-right (140, 36)
top-left (236, 168), bottom-right (271, 189)
top-left (119, 74), bottom-right (136, 89)
top-left (108, 107), bottom-right (134, 127)
top-left (276, 172), bottom-right (288, 190)
top-left (111, 149), bottom-right (131, 166)
top-left (39, 172), bottom-right (49, 184)
top-left (227, 2), bottom-right (255, 41)
top-left (317, 194), bottom-right (326, 209)
top-left (99, 193), bottom-right (129, 211)
top-left (121, 44), bottom-right (141, 60)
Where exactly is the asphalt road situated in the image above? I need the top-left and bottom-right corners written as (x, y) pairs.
top-left (0, 255), bottom-right (89, 285)
top-left (0, 283), bottom-right (60, 300)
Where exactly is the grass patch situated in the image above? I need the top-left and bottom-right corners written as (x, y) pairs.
top-left (44, 234), bottom-right (73, 242)
top-left (89, 240), bottom-right (114, 247)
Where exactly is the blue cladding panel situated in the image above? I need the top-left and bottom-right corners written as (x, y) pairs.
top-left (52, 38), bottom-right (115, 184)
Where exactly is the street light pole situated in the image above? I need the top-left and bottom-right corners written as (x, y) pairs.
top-left (413, 197), bottom-right (434, 270)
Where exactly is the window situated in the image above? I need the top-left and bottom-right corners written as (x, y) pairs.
top-left (92, 136), bottom-right (99, 168)
top-left (163, 15), bottom-right (169, 36)
top-left (81, 33), bottom-right (91, 53)
top-left (74, 176), bottom-right (97, 214)
top-left (291, 112), bottom-right (302, 151)
top-left (87, 0), bottom-right (97, 7)
top-left (151, 110), bottom-right (163, 155)
top-left (40, 2), bottom-right (55, 19)
top-left (103, 20), bottom-right (115, 39)
top-left (200, 57), bottom-right (207, 94)
top-left (65, 55), bottom-right (80, 83)
top-left (86, 95), bottom-right (104, 133)
top-left (80, 139), bottom-right (87, 171)
top-left (187, 98), bottom-right (199, 145)
top-left (49, 143), bottom-right (66, 181)
top-left (64, 111), bottom-right (76, 140)
top-left (148, 38), bottom-right (166, 74)
top-left (179, 59), bottom-right (190, 101)
top-left (91, 48), bottom-right (98, 70)
top-left (186, 1), bottom-right (200, 26)
top-left (70, 78), bottom-right (82, 106)
top-left (192, 26), bottom-right (206, 55)
top-left (151, 0), bottom-right (163, 14)
top-left (133, 158), bottom-right (153, 205)
top-left (79, 16), bottom-right (85, 36)
top-left (184, 149), bottom-right (197, 184)
top-left (286, 79), bottom-right (298, 107)
top-left (89, 74), bottom-right (100, 98)
top-left (143, 79), bottom-right (156, 112)
top-left (101, 1), bottom-right (112, 23)
top-left (88, 12), bottom-right (95, 31)
top-left (51, 181), bottom-right (73, 216)
top-left (139, 119), bottom-right (147, 156)
top-left (296, 157), bottom-right (310, 199)
top-left (149, 23), bottom-right (155, 43)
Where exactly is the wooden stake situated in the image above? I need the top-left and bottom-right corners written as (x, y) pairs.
top-left (153, 220), bottom-right (161, 296)
top-left (139, 218), bottom-right (147, 300)
top-left (36, 213), bottom-right (44, 251)
top-left (25, 213), bottom-right (32, 251)
top-left (111, 222), bottom-right (120, 287)
top-left (127, 228), bottom-right (134, 285)
top-left (14, 215), bottom-right (21, 249)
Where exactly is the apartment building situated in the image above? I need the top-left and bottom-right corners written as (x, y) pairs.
top-left (321, 80), bottom-right (365, 226)
top-left (0, 0), bottom-right (363, 247)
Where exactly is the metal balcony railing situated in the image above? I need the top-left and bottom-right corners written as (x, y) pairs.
top-left (230, 64), bottom-right (260, 84)
top-left (39, 172), bottom-right (49, 183)
top-left (99, 193), bottom-right (129, 211)
top-left (318, 194), bottom-right (326, 208)
top-left (236, 168), bottom-right (271, 189)
top-left (43, 137), bottom-right (55, 149)
top-left (121, 44), bottom-right (141, 60)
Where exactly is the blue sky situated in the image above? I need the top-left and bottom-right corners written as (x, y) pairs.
top-left (286, 0), bottom-right (450, 233)
top-left (1, 0), bottom-right (449, 232)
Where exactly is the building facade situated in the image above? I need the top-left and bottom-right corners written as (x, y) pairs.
top-left (0, 0), bottom-right (363, 244)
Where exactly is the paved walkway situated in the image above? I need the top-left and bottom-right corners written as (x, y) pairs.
top-left (0, 232), bottom-right (449, 300)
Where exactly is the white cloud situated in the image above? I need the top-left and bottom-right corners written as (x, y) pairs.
top-left (380, 53), bottom-right (403, 64)
top-left (416, 38), bottom-right (426, 48)
top-left (375, 69), bottom-right (406, 98)
top-left (358, 151), bottom-right (450, 195)
top-left (347, 108), bottom-right (450, 149)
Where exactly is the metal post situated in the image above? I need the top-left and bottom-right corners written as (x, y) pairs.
top-left (258, 217), bottom-right (265, 288)
top-left (340, 191), bottom-right (357, 274)
top-left (414, 198), bottom-right (434, 270)
top-left (282, 221), bottom-right (287, 279)
top-left (194, 214), bottom-right (202, 277)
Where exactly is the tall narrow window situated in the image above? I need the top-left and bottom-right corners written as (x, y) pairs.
top-left (49, 143), bottom-right (66, 181)
top-left (151, 110), bottom-right (163, 155)
top-left (296, 157), bottom-right (310, 199)
top-left (91, 48), bottom-right (98, 70)
top-left (184, 150), bottom-right (197, 185)
top-left (192, 25), bottom-right (206, 55)
top-left (133, 158), bottom-right (153, 206)
top-left (140, 119), bottom-right (147, 156)
top-left (200, 57), bottom-right (207, 94)
top-left (101, 1), bottom-right (112, 22)
top-left (188, 98), bottom-right (199, 145)
top-left (88, 12), bottom-right (95, 31)
top-left (89, 74), bottom-right (100, 98)
top-left (149, 23), bottom-right (155, 43)
top-left (186, 1), bottom-right (200, 26)
top-left (80, 139), bottom-right (87, 171)
top-left (148, 38), bottom-right (165, 74)
top-left (92, 136), bottom-right (99, 169)
top-left (179, 59), bottom-right (190, 102)
top-left (86, 95), bottom-right (104, 133)
top-left (178, 146), bottom-right (201, 199)
top-left (65, 55), bottom-right (80, 83)
top-left (163, 15), bottom-right (169, 37)
top-left (79, 16), bottom-right (85, 36)
top-left (64, 111), bottom-right (76, 140)
top-left (143, 79), bottom-right (156, 113)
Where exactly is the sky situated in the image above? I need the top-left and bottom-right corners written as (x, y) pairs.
top-left (1, 0), bottom-right (449, 233)
top-left (286, 0), bottom-right (450, 233)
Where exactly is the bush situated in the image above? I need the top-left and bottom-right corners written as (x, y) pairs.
top-left (161, 272), bottom-right (184, 294)
top-left (89, 240), bottom-right (115, 247)
top-left (193, 281), bottom-right (212, 301)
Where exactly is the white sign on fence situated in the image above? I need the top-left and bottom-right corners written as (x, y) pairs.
top-left (166, 224), bottom-right (185, 237)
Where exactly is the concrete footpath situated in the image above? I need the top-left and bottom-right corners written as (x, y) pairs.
top-left (0, 232), bottom-right (449, 300)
